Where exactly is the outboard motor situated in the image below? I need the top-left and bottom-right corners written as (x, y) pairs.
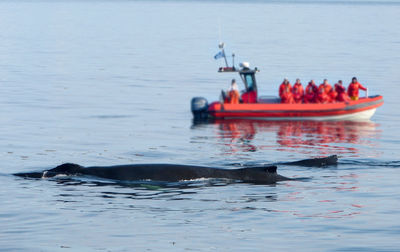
top-left (191, 97), bottom-right (209, 120)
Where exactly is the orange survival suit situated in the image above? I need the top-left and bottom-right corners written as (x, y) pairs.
top-left (304, 81), bottom-right (318, 103)
top-left (347, 81), bottom-right (367, 101)
top-left (292, 82), bottom-right (304, 104)
top-left (279, 82), bottom-right (294, 104)
top-left (335, 84), bottom-right (350, 102)
top-left (228, 89), bottom-right (240, 104)
top-left (317, 82), bottom-right (332, 103)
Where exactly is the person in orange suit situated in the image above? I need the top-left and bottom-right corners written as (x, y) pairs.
top-left (227, 79), bottom-right (240, 104)
top-left (335, 80), bottom-right (350, 102)
top-left (279, 78), bottom-right (294, 104)
top-left (347, 77), bottom-right (367, 101)
top-left (304, 80), bottom-right (318, 103)
top-left (328, 85), bottom-right (338, 102)
top-left (317, 79), bottom-right (332, 103)
top-left (292, 78), bottom-right (304, 104)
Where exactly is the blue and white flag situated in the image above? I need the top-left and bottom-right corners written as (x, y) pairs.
top-left (214, 51), bottom-right (225, 60)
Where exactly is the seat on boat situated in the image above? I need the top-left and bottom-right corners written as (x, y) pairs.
top-left (257, 96), bottom-right (281, 104)
top-left (241, 90), bottom-right (257, 103)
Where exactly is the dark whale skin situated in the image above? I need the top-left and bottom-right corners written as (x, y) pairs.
top-left (14, 163), bottom-right (288, 184)
top-left (14, 156), bottom-right (338, 183)
top-left (282, 155), bottom-right (338, 167)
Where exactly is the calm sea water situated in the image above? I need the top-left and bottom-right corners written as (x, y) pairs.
top-left (0, 0), bottom-right (400, 251)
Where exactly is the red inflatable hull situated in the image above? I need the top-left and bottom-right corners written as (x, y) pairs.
top-left (207, 95), bottom-right (383, 121)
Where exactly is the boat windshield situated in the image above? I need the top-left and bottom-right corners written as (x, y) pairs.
top-left (243, 73), bottom-right (255, 91)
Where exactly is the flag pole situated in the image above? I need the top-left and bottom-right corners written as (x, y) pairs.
top-left (219, 42), bottom-right (229, 67)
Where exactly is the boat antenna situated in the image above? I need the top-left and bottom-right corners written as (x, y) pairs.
top-left (232, 52), bottom-right (235, 68)
top-left (218, 18), bottom-right (222, 44)
top-left (217, 20), bottom-right (229, 67)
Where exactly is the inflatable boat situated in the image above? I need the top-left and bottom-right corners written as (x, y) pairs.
top-left (201, 95), bottom-right (383, 121)
top-left (191, 47), bottom-right (383, 121)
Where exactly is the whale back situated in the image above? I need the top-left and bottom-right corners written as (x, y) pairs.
top-left (14, 163), bottom-right (289, 184)
top-left (48, 163), bottom-right (83, 175)
top-left (283, 155), bottom-right (338, 167)
top-left (233, 165), bottom-right (286, 183)
top-left (238, 165), bottom-right (277, 174)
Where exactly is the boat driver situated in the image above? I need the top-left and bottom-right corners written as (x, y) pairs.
top-left (227, 79), bottom-right (240, 104)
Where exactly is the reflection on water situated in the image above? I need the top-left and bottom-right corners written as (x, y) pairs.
top-left (193, 120), bottom-right (381, 157)
top-left (45, 176), bottom-right (251, 200)
top-left (47, 175), bottom-right (362, 219)
top-left (34, 176), bottom-right (284, 214)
